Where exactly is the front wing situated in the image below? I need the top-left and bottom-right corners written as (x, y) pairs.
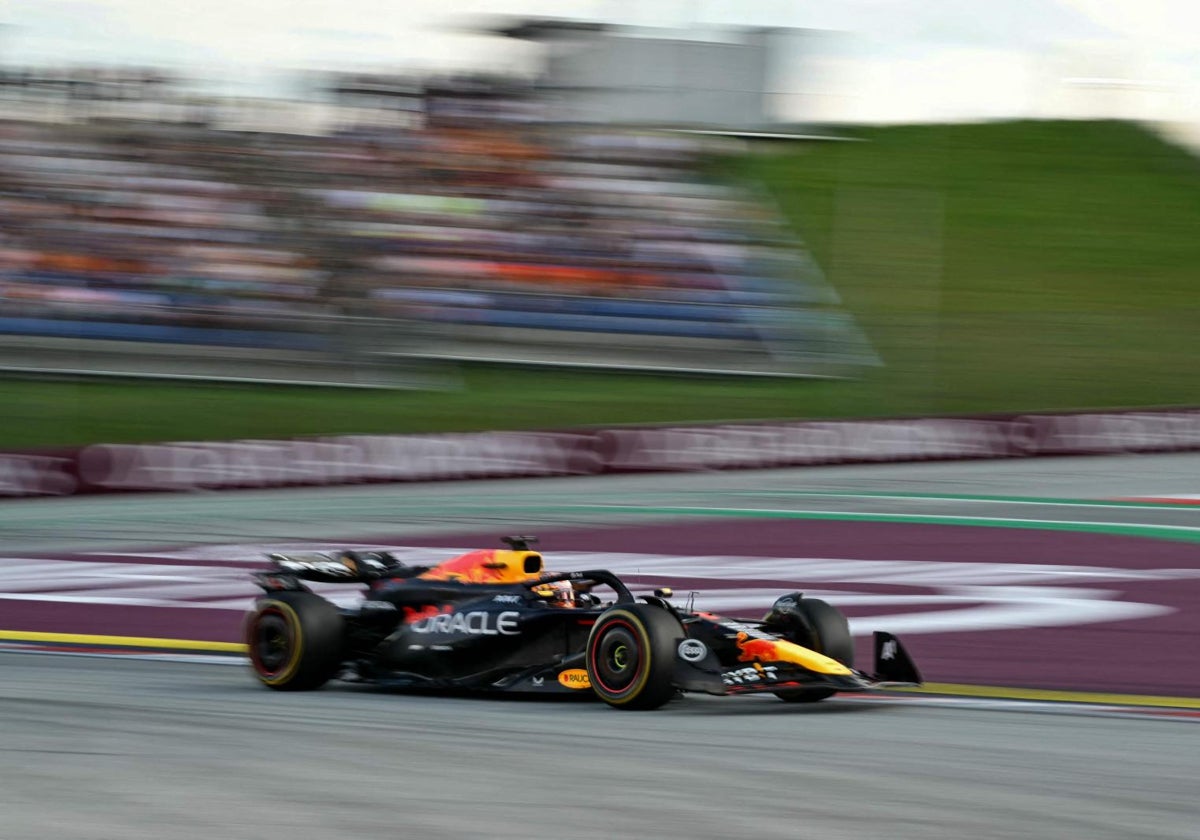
top-left (677, 632), bottom-right (923, 697)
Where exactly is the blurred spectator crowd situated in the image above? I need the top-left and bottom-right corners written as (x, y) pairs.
top-left (0, 72), bottom-right (835, 360)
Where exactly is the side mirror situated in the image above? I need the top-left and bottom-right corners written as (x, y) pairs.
top-left (653, 587), bottom-right (673, 598)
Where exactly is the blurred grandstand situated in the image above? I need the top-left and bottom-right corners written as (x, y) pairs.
top-left (0, 63), bottom-right (877, 386)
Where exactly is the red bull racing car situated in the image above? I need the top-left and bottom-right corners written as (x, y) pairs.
top-left (245, 536), bottom-right (921, 710)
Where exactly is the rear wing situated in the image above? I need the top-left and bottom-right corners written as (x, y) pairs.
top-left (257, 551), bottom-right (425, 584)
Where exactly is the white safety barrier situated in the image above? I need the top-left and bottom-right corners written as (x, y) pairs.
top-left (3, 409), bottom-right (1199, 496)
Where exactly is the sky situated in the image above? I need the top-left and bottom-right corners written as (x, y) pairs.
top-left (2, 0), bottom-right (1198, 130)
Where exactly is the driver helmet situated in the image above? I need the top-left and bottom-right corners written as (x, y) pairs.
top-left (532, 579), bottom-right (576, 608)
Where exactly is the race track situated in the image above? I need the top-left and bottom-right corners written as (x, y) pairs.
top-left (2, 651), bottom-right (1196, 840)
top-left (3, 453), bottom-right (1199, 695)
top-left (2, 454), bottom-right (1199, 839)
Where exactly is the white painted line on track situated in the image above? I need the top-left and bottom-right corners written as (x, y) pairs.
top-left (556, 504), bottom-right (1200, 534)
top-left (730, 492), bottom-right (1200, 512)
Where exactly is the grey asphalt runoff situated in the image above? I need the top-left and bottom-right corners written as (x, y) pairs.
top-left (2, 452), bottom-right (1199, 553)
top-left (1, 651), bottom-right (1196, 840)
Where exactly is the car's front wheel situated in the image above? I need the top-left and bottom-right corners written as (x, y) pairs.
top-left (245, 591), bottom-right (344, 691)
top-left (586, 604), bottom-right (682, 710)
top-left (767, 596), bottom-right (854, 703)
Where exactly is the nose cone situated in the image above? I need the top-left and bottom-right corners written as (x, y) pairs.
top-left (737, 633), bottom-right (853, 675)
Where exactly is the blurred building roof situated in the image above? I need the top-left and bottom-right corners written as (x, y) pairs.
top-left (485, 17), bottom-right (611, 41)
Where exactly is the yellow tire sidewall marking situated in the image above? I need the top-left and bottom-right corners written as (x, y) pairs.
top-left (598, 609), bottom-right (653, 705)
top-left (254, 600), bottom-right (305, 687)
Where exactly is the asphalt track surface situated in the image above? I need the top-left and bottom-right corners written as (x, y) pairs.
top-left (3, 452), bottom-right (1200, 553)
top-left (5, 452), bottom-right (1200, 693)
top-left (3, 454), bottom-right (1200, 839)
top-left (3, 651), bottom-right (1197, 840)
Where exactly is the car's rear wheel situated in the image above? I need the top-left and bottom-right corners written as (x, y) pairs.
top-left (769, 597), bottom-right (854, 703)
top-left (246, 591), bottom-right (344, 691)
top-left (586, 604), bottom-right (682, 710)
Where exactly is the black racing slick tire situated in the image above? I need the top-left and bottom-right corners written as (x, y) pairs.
top-left (770, 598), bottom-right (854, 703)
top-left (245, 591), bottom-right (344, 691)
top-left (586, 604), bottom-right (682, 710)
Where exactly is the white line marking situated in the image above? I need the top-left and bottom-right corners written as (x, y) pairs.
top-left (557, 504), bottom-right (1200, 534)
top-left (730, 492), bottom-right (1200, 512)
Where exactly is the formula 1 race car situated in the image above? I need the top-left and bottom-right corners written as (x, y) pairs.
top-left (244, 536), bottom-right (921, 710)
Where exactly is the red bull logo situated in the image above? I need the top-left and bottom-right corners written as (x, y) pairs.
top-left (417, 549), bottom-right (543, 584)
top-left (735, 632), bottom-right (784, 663)
top-left (735, 632), bottom-right (853, 675)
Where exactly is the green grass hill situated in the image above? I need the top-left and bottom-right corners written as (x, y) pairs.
top-left (4, 120), bottom-right (1198, 447)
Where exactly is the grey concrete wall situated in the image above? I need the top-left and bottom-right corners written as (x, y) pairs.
top-left (546, 32), bottom-right (771, 127)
